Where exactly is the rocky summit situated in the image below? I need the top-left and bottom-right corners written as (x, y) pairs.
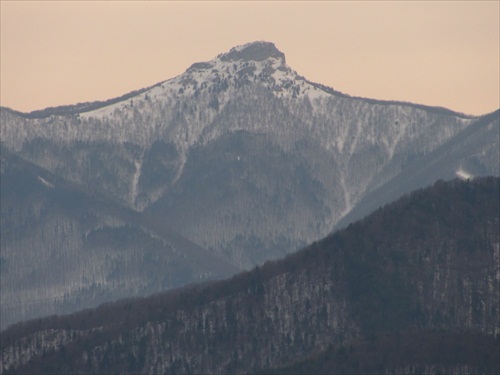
top-left (219, 41), bottom-right (287, 62)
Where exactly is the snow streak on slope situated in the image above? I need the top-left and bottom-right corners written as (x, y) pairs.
top-left (131, 158), bottom-right (142, 205)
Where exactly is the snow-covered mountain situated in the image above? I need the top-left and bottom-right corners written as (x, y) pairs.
top-left (1, 41), bottom-right (498, 327)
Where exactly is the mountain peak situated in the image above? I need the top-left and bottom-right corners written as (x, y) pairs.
top-left (219, 41), bottom-right (286, 63)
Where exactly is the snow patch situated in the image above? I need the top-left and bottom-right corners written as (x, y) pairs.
top-left (456, 168), bottom-right (473, 180)
top-left (37, 176), bottom-right (54, 189)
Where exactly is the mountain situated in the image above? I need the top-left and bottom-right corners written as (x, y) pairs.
top-left (334, 109), bottom-right (500, 230)
top-left (1, 41), bottom-right (498, 327)
top-left (0, 147), bottom-right (238, 329)
top-left (1, 177), bottom-right (498, 374)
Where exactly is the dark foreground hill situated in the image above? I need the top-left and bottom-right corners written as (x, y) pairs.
top-left (1, 177), bottom-right (499, 374)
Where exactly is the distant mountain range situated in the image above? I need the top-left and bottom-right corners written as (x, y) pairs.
top-left (1, 41), bottom-right (498, 328)
top-left (2, 177), bottom-right (498, 374)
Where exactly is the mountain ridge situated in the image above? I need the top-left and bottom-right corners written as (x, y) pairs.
top-left (0, 41), bottom-right (478, 119)
top-left (334, 109), bottom-right (500, 229)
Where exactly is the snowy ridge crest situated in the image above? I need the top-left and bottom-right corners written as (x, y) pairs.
top-left (0, 39), bottom-right (477, 161)
top-left (78, 41), bottom-right (331, 120)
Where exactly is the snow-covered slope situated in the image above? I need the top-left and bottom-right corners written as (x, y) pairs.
top-left (1, 41), bottom-right (336, 158)
top-left (78, 42), bottom-right (330, 120)
top-left (1, 42), bottom-right (498, 326)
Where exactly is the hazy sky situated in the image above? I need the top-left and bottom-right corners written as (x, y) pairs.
top-left (1, 1), bottom-right (498, 116)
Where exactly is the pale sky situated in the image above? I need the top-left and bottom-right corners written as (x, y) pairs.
top-left (1, 1), bottom-right (498, 116)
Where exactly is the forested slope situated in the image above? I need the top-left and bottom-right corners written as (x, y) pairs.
top-left (1, 177), bottom-right (498, 374)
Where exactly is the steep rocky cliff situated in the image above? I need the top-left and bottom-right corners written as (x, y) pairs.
top-left (1, 178), bottom-right (498, 374)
